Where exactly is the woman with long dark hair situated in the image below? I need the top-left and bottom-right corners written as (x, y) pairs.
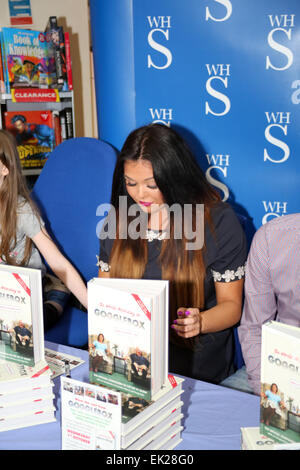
top-left (98, 123), bottom-right (247, 384)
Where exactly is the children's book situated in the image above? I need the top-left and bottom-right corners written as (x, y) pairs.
top-left (3, 110), bottom-right (55, 168)
top-left (1, 27), bottom-right (53, 93)
top-left (0, 264), bottom-right (44, 367)
top-left (260, 321), bottom-right (300, 445)
top-left (88, 278), bottom-right (169, 402)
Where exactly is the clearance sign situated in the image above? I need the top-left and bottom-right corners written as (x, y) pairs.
top-left (11, 88), bottom-right (60, 102)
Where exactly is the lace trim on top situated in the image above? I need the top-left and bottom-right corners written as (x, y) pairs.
top-left (211, 264), bottom-right (246, 282)
top-left (96, 256), bottom-right (111, 272)
top-left (145, 229), bottom-right (167, 242)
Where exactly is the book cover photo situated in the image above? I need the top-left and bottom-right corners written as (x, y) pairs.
top-left (0, 269), bottom-right (34, 367)
top-left (4, 110), bottom-right (55, 168)
top-left (260, 321), bottom-right (300, 445)
top-left (88, 283), bottom-right (153, 401)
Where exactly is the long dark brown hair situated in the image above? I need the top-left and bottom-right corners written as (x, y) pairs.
top-left (0, 130), bottom-right (41, 265)
top-left (108, 124), bottom-right (220, 349)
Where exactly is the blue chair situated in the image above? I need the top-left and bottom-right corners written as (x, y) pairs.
top-left (32, 137), bottom-right (117, 348)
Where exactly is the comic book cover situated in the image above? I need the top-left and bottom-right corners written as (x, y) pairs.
top-left (1, 27), bottom-right (54, 93)
top-left (3, 110), bottom-right (55, 169)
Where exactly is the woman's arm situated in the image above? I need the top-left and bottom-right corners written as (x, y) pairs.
top-left (172, 279), bottom-right (244, 338)
top-left (32, 228), bottom-right (88, 309)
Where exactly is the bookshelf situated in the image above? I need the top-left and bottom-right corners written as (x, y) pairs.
top-left (0, 18), bottom-right (75, 181)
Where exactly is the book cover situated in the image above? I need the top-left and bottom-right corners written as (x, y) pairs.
top-left (0, 264), bottom-right (44, 368)
top-left (3, 110), bottom-right (55, 169)
top-left (260, 321), bottom-right (300, 444)
top-left (88, 278), bottom-right (168, 402)
top-left (44, 17), bottom-right (67, 91)
top-left (1, 27), bottom-right (52, 93)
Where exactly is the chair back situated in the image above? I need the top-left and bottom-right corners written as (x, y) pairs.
top-left (32, 137), bottom-right (117, 346)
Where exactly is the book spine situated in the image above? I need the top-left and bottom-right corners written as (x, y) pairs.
top-left (54, 45), bottom-right (64, 91)
top-left (58, 27), bottom-right (68, 91)
top-left (45, 17), bottom-right (64, 90)
top-left (52, 111), bottom-right (62, 146)
top-left (64, 32), bottom-right (73, 91)
top-left (59, 109), bottom-right (67, 141)
top-left (0, 39), bottom-right (4, 93)
top-left (64, 107), bottom-right (74, 139)
top-left (0, 30), bottom-right (9, 94)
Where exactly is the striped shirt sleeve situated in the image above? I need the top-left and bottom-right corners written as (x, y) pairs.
top-left (238, 224), bottom-right (277, 395)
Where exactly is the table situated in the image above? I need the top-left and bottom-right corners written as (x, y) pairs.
top-left (0, 341), bottom-right (260, 450)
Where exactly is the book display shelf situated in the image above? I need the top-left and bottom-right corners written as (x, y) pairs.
top-left (0, 16), bottom-right (74, 182)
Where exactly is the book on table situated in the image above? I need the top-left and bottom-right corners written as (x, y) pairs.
top-left (0, 264), bottom-right (44, 368)
top-left (260, 321), bottom-right (300, 445)
top-left (0, 360), bottom-right (55, 432)
top-left (60, 374), bottom-right (184, 450)
top-left (88, 277), bottom-right (169, 402)
top-left (241, 427), bottom-right (275, 450)
top-left (241, 427), bottom-right (300, 451)
top-left (0, 264), bottom-right (56, 432)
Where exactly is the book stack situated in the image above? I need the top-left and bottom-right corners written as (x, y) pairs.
top-left (120, 374), bottom-right (184, 450)
top-left (61, 373), bottom-right (184, 451)
top-left (87, 277), bottom-right (184, 450)
top-left (0, 360), bottom-right (55, 432)
top-left (61, 278), bottom-right (184, 450)
top-left (0, 264), bottom-right (56, 432)
top-left (241, 321), bottom-right (300, 450)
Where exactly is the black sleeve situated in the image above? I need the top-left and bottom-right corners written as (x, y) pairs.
top-left (207, 203), bottom-right (248, 283)
top-left (97, 236), bottom-right (113, 272)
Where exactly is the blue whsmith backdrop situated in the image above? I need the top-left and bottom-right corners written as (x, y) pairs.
top-left (90, 0), bottom-right (300, 243)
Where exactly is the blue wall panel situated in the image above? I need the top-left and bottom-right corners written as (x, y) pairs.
top-left (90, 0), bottom-right (300, 238)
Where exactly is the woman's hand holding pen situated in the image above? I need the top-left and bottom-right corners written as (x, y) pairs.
top-left (171, 308), bottom-right (202, 338)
